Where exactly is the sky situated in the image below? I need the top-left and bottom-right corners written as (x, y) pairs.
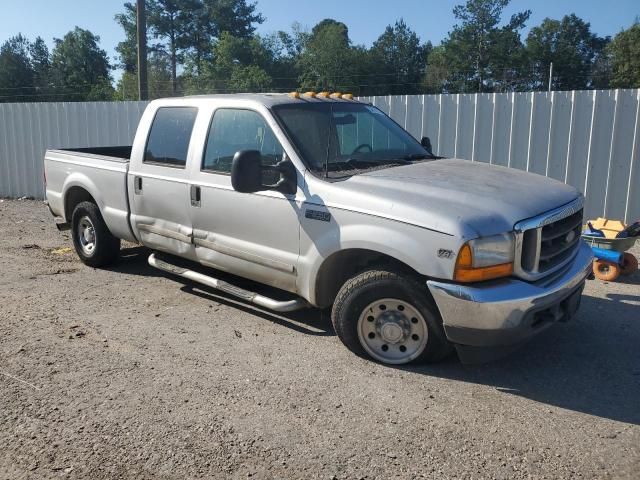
top-left (1, 0), bottom-right (638, 80)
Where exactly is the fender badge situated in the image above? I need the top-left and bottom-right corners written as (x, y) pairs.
top-left (305, 209), bottom-right (331, 222)
top-left (437, 249), bottom-right (454, 259)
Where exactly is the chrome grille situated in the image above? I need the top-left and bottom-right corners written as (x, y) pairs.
top-left (514, 197), bottom-right (584, 281)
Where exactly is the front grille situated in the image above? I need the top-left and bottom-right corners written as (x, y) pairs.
top-left (515, 197), bottom-right (584, 281)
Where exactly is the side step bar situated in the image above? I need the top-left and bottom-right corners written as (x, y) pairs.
top-left (148, 253), bottom-right (310, 313)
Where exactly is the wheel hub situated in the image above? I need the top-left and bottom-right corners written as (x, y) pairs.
top-left (77, 216), bottom-right (96, 255)
top-left (377, 313), bottom-right (410, 344)
top-left (357, 298), bottom-right (429, 365)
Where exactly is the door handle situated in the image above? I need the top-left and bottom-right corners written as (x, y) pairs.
top-left (190, 185), bottom-right (201, 207)
top-left (134, 176), bottom-right (143, 194)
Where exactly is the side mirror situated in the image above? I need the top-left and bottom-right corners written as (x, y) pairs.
top-left (421, 136), bottom-right (433, 154)
top-left (231, 150), bottom-right (297, 195)
top-left (231, 150), bottom-right (263, 193)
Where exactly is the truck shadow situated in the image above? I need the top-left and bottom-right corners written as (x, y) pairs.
top-left (403, 293), bottom-right (640, 425)
top-left (107, 248), bottom-right (639, 424)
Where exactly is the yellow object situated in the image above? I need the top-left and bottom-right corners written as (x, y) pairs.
top-left (330, 92), bottom-right (343, 98)
top-left (453, 243), bottom-right (513, 282)
top-left (317, 91), bottom-right (330, 98)
top-left (51, 247), bottom-right (73, 255)
top-left (588, 217), bottom-right (626, 239)
top-left (288, 92), bottom-right (300, 98)
top-left (303, 91), bottom-right (317, 98)
top-left (342, 93), bottom-right (353, 100)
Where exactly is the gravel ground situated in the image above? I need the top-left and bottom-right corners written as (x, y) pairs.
top-left (1, 199), bottom-right (639, 480)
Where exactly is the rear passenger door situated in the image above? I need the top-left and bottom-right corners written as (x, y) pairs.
top-left (129, 106), bottom-right (198, 259)
top-left (188, 107), bottom-right (301, 292)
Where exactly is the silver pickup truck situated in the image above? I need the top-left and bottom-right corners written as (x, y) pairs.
top-left (44, 93), bottom-right (593, 365)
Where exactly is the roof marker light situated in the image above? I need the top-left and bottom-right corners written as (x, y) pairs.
top-left (317, 91), bottom-right (330, 98)
top-left (288, 92), bottom-right (300, 98)
top-left (342, 93), bottom-right (353, 100)
top-left (330, 92), bottom-right (343, 98)
top-left (303, 91), bottom-right (317, 98)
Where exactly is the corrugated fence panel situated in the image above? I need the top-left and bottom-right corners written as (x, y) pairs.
top-left (473, 94), bottom-right (493, 163)
top-left (625, 91), bottom-right (640, 222)
top-left (546, 91), bottom-right (572, 181)
top-left (0, 101), bottom-right (148, 199)
top-left (584, 90), bottom-right (616, 219)
top-left (605, 90), bottom-right (638, 219)
top-left (1, 93), bottom-right (639, 222)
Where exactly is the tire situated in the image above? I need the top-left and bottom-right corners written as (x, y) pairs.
top-left (331, 269), bottom-right (453, 365)
top-left (620, 253), bottom-right (638, 276)
top-left (71, 201), bottom-right (120, 267)
top-left (592, 260), bottom-right (621, 282)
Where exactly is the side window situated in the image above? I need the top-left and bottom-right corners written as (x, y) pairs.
top-left (144, 107), bottom-right (198, 167)
top-left (202, 109), bottom-right (284, 174)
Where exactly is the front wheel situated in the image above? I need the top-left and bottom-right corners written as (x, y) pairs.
top-left (71, 201), bottom-right (121, 267)
top-left (331, 270), bottom-right (452, 365)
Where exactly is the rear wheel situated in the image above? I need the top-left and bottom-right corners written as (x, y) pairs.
top-left (71, 201), bottom-right (120, 267)
top-left (331, 270), bottom-right (452, 365)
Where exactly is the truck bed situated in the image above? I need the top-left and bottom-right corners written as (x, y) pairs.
top-left (44, 146), bottom-right (136, 243)
top-left (58, 146), bottom-right (132, 162)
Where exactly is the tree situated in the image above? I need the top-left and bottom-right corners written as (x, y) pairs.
top-left (114, 1), bottom-right (141, 74)
top-left (0, 34), bottom-right (34, 102)
top-left (525, 14), bottom-right (609, 90)
top-left (608, 22), bottom-right (640, 88)
top-left (185, 31), bottom-right (273, 93)
top-left (117, 51), bottom-right (174, 99)
top-left (369, 19), bottom-right (428, 95)
top-left (51, 27), bottom-right (114, 101)
top-left (147, 0), bottom-right (198, 94)
top-left (426, 0), bottom-right (530, 93)
top-left (30, 37), bottom-right (51, 94)
top-left (297, 19), bottom-right (359, 92)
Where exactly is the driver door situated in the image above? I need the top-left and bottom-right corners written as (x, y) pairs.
top-left (188, 107), bottom-right (302, 293)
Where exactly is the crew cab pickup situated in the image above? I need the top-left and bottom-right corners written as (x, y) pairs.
top-left (44, 93), bottom-right (593, 364)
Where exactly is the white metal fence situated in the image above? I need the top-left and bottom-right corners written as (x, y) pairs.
top-left (0, 101), bottom-right (148, 199)
top-left (1, 91), bottom-right (639, 222)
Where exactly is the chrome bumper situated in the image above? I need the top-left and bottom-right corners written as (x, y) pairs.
top-left (427, 241), bottom-right (593, 348)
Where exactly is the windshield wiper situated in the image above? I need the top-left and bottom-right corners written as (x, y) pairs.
top-left (326, 158), bottom-right (411, 171)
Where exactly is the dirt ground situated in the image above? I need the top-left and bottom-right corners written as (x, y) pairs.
top-left (0, 198), bottom-right (639, 480)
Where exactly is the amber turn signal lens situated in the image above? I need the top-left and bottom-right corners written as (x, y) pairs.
top-left (454, 262), bottom-right (513, 282)
top-left (453, 243), bottom-right (513, 282)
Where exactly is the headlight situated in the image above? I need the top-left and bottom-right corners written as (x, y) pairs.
top-left (454, 233), bottom-right (515, 282)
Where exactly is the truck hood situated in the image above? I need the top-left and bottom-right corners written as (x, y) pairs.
top-left (334, 158), bottom-right (580, 239)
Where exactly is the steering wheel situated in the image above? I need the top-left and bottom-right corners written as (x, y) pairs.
top-left (351, 143), bottom-right (372, 154)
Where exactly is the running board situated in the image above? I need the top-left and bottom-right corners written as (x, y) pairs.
top-left (148, 253), bottom-right (310, 313)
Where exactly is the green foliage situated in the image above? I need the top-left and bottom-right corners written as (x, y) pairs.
top-left (0, 35), bottom-right (35, 101)
top-left (608, 23), bottom-right (640, 88)
top-left (114, 2), bottom-right (140, 74)
top-left (2, 0), bottom-right (637, 102)
top-left (426, 0), bottom-right (531, 93)
top-left (296, 19), bottom-right (359, 92)
top-left (369, 19), bottom-right (429, 95)
top-left (51, 27), bottom-right (114, 101)
top-left (525, 14), bottom-right (609, 90)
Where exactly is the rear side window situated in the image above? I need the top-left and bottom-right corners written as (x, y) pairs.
top-left (144, 107), bottom-right (198, 167)
top-left (202, 109), bottom-right (284, 173)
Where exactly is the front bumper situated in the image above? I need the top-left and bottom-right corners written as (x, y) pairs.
top-left (427, 241), bottom-right (593, 350)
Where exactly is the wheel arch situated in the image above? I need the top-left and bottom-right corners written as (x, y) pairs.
top-left (313, 248), bottom-right (424, 308)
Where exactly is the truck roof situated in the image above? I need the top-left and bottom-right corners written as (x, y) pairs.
top-left (178, 92), bottom-right (362, 108)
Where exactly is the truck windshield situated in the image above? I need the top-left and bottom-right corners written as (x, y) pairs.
top-left (272, 102), bottom-right (434, 178)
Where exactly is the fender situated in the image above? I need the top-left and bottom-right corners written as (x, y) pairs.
top-left (297, 214), bottom-right (465, 306)
top-left (61, 172), bottom-right (136, 242)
